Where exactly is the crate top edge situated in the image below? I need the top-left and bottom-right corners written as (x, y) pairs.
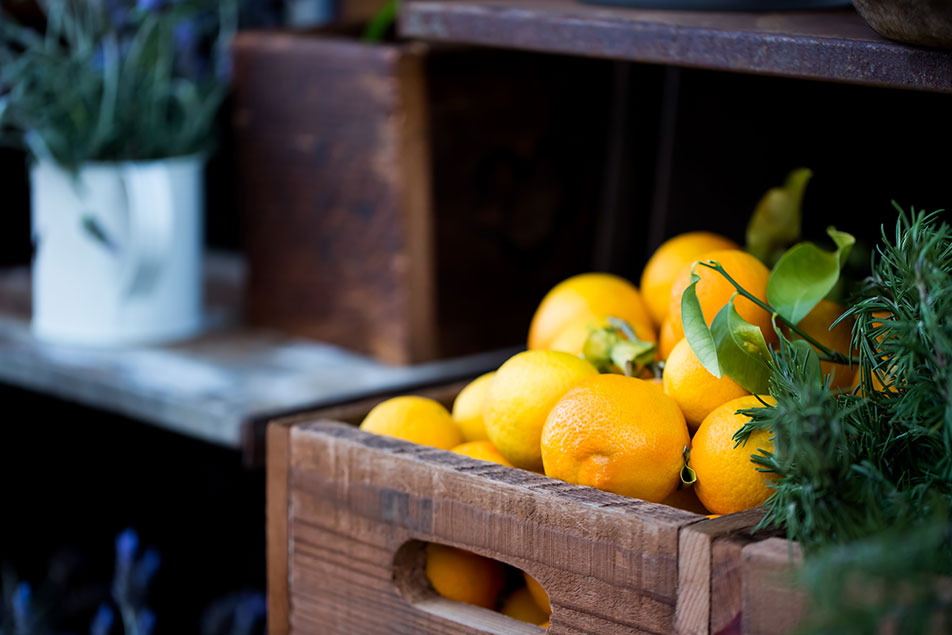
top-left (291, 418), bottom-right (710, 531)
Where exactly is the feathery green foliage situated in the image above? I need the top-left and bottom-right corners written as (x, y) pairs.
top-left (0, 0), bottom-right (237, 169)
top-left (730, 207), bottom-right (952, 633)
top-left (737, 209), bottom-right (952, 551)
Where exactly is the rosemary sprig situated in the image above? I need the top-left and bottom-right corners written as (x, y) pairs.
top-left (733, 207), bottom-right (952, 633)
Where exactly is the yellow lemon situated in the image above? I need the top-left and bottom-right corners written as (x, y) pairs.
top-left (663, 338), bottom-right (750, 431)
top-left (425, 543), bottom-right (506, 609)
top-left (641, 231), bottom-right (739, 327)
top-left (451, 441), bottom-right (514, 467)
top-left (484, 350), bottom-right (598, 472)
top-left (523, 572), bottom-right (551, 614)
top-left (691, 395), bottom-right (776, 515)
top-left (658, 316), bottom-right (682, 361)
top-left (359, 396), bottom-right (461, 449)
top-left (528, 273), bottom-right (655, 351)
top-left (541, 374), bottom-right (690, 503)
top-left (452, 372), bottom-right (496, 442)
top-left (500, 587), bottom-right (549, 625)
top-left (667, 249), bottom-right (776, 346)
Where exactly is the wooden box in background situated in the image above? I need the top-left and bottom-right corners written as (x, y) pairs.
top-left (232, 32), bottom-right (615, 364)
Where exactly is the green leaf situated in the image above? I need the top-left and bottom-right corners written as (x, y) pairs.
top-left (682, 271), bottom-right (721, 377)
top-left (767, 227), bottom-right (856, 325)
top-left (363, 0), bottom-right (399, 42)
top-left (710, 297), bottom-right (773, 394)
top-left (746, 168), bottom-right (812, 266)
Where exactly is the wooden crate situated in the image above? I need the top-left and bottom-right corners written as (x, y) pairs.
top-left (232, 32), bottom-right (614, 365)
top-left (267, 383), bottom-right (800, 634)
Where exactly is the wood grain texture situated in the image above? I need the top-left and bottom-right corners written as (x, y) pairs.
top-left (267, 423), bottom-right (291, 635)
top-left (675, 509), bottom-right (777, 635)
top-left (0, 258), bottom-right (511, 461)
top-left (281, 421), bottom-right (707, 634)
top-left (400, 0), bottom-right (952, 93)
top-left (234, 32), bottom-right (434, 365)
top-left (233, 31), bottom-right (614, 364)
top-left (741, 537), bottom-right (805, 635)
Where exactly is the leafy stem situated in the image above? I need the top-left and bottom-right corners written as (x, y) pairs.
top-left (695, 260), bottom-right (855, 366)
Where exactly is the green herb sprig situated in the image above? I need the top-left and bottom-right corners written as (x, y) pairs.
top-left (0, 0), bottom-right (237, 170)
top-left (723, 208), bottom-right (952, 633)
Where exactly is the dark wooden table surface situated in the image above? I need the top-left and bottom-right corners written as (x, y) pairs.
top-left (0, 253), bottom-right (515, 462)
top-left (401, 1), bottom-right (952, 93)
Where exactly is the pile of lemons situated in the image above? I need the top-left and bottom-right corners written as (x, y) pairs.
top-left (359, 231), bottom-right (854, 623)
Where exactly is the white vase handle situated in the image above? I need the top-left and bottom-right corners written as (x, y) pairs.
top-left (118, 164), bottom-right (175, 298)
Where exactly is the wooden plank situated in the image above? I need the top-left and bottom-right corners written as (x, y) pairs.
top-left (741, 537), bottom-right (805, 635)
top-left (400, 0), bottom-right (952, 93)
top-left (285, 421), bottom-right (706, 634)
top-left (0, 257), bottom-right (514, 457)
top-left (393, 46), bottom-right (438, 365)
top-left (234, 32), bottom-right (616, 364)
top-left (234, 32), bottom-right (436, 365)
top-left (267, 423), bottom-right (292, 635)
top-left (675, 508), bottom-right (771, 635)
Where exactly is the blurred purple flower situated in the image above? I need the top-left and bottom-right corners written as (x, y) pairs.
top-left (214, 52), bottom-right (232, 83)
top-left (137, 0), bottom-right (166, 12)
top-left (12, 582), bottom-right (32, 634)
top-left (233, 592), bottom-right (267, 635)
top-left (90, 603), bottom-right (115, 635)
top-left (115, 528), bottom-right (139, 566)
top-left (105, 0), bottom-right (130, 27)
top-left (113, 528), bottom-right (138, 606)
top-left (136, 608), bottom-right (156, 635)
top-left (174, 19), bottom-right (206, 79)
top-left (132, 547), bottom-right (161, 600)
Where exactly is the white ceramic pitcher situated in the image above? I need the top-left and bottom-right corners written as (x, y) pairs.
top-left (30, 155), bottom-right (204, 346)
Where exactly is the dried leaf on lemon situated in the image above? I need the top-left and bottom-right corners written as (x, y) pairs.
top-left (541, 374), bottom-right (690, 503)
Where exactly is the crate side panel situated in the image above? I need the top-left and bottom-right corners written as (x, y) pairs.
top-left (287, 422), bottom-right (698, 634)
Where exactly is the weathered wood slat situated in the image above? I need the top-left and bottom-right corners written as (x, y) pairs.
top-left (400, 0), bottom-right (952, 93)
top-left (675, 509), bottom-right (777, 635)
top-left (267, 382), bottom-right (796, 634)
top-left (741, 538), bottom-right (805, 635)
top-left (284, 422), bottom-right (697, 633)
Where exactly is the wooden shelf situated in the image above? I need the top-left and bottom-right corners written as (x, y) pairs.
top-left (400, 0), bottom-right (952, 93)
top-left (0, 253), bottom-right (514, 461)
